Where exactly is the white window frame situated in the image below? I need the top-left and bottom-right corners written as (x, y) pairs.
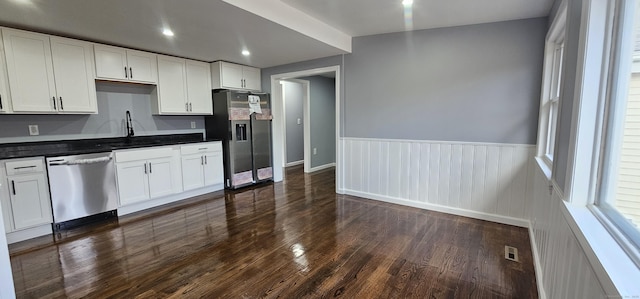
top-left (536, 7), bottom-right (567, 176)
top-left (561, 0), bottom-right (640, 294)
top-left (591, 0), bottom-right (640, 267)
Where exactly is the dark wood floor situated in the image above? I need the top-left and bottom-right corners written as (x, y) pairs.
top-left (9, 165), bottom-right (537, 298)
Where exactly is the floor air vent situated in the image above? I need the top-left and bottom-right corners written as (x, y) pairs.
top-left (505, 246), bottom-right (519, 262)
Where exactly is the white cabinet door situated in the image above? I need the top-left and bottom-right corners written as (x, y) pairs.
top-left (0, 179), bottom-right (14, 232)
top-left (50, 37), bottom-right (97, 113)
top-left (116, 161), bottom-right (149, 206)
top-left (242, 66), bottom-right (261, 91)
top-left (203, 152), bottom-right (223, 186)
top-left (147, 158), bottom-right (175, 199)
top-left (0, 30), bottom-right (10, 113)
top-left (221, 62), bottom-right (243, 89)
top-left (181, 155), bottom-right (204, 191)
top-left (2, 28), bottom-right (56, 112)
top-left (94, 45), bottom-right (157, 84)
top-left (157, 55), bottom-right (188, 113)
top-left (94, 44), bottom-right (128, 81)
top-left (127, 50), bottom-right (157, 84)
top-left (8, 174), bottom-right (52, 230)
top-left (186, 60), bottom-right (212, 114)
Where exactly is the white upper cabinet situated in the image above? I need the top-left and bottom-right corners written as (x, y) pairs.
top-left (94, 44), bottom-right (157, 84)
top-left (1, 28), bottom-right (97, 114)
top-left (219, 62), bottom-right (243, 89)
top-left (242, 66), bottom-right (261, 91)
top-left (2, 28), bottom-right (56, 113)
top-left (156, 55), bottom-right (188, 114)
top-left (0, 30), bottom-right (11, 113)
top-left (211, 61), bottom-right (261, 91)
top-left (186, 60), bottom-right (212, 114)
top-left (50, 37), bottom-right (97, 113)
top-left (126, 49), bottom-right (157, 84)
top-left (153, 55), bottom-right (212, 115)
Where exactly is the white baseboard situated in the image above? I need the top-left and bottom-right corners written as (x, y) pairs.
top-left (118, 184), bottom-right (223, 216)
top-left (528, 223), bottom-right (547, 299)
top-left (308, 162), bottom-right (336, 173)
top-left (7, 224), bottom-right (52, 244)
top-left (345, 189), bottom-right (529, 228)
top-left (286, 160), bottom-right (304, 167)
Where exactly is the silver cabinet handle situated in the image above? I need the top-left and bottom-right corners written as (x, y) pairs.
top-left (144, 163), bottom-right (147, 174)
top-left (11, 180), bottom-right (15, 195)
top-left (149, 162), bottom-right (152, 173)
top-left (189, 103), bottom-right (192, 112)
top-left (200, 156), bottom-right (204, 165)
top-left (0, 94), bottom-right (3, 110)
top-left (59, 97), bottom-right (64, 110)
top-left (185, 103), bottom-right (189, 112)
top-left (125, 66), bottom-right (128, 78)
top-left (52, 96), bottom-right (57, 110)
top-left (129, 67), bottom-right (133, 79)
top-left (204, 155), bottom-right (207, 164)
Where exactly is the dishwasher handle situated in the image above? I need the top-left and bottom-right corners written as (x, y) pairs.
top-left (49, 156), bottom-right (112, 166)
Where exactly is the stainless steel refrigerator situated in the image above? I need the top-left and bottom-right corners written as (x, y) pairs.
top-left (205, 90), bottom-right (273, 189)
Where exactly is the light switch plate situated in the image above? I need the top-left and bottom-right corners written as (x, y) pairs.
top-left (191, 121), bottom-right (196, 129)
top-left (297, 118), bottom-right (301, 125)
top-left (28, 125), bottom-right (39, 136)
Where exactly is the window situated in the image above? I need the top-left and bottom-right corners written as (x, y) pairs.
top-left (546, 42), bottom-right (564, 162)
top-left (537, 13), bottom-right (566, 170)
top-left (595, 0), bottom-right (640, 264)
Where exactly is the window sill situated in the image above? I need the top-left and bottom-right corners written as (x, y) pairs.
top-left (561, 202), bottom-right (640, 297)
top-left (534, 156), bottom-right (552, 180)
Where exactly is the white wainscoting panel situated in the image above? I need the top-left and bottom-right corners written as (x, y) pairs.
top-left (529, 162), bottom-right (607, 299)
top-left (342, 138), bottom-right (535, 226)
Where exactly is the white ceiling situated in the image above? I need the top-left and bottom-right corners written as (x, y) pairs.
top-left (0, 0), bottom-right (346, 68)
top-left (281, 0), bottom-right (556, 37)
top-left (0, 0), bottom-right (555, 68)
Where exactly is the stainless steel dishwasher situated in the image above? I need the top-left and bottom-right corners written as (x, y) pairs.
top-left (46, 152), bottom-right (118, 227)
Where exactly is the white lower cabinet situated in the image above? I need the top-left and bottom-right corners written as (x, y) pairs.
top-left (0, 158), bottom-right (52, 233)
top-left (8, 174), bottom-right (51, 230)
top-left (115, 161), bottom-right (149, 206)
top-left (180, 142), bottom-right (223, 191)
top-left (115, 147), bottom-right (180, 206)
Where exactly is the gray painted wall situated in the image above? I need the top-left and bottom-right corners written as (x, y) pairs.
top-left (553, 0), bottom-right (582, 191)
top-left (0, 82), bottom-right (204, 142)
top-left (343, 18), bottom-right (547, 144)
top-left (283, 81), bottom-right (304, 163)
top-left (299, 75), bottom-right (336, 168)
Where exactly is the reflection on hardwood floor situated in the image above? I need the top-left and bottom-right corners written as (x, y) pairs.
top-left (10, 165), bottom-right (537, 298)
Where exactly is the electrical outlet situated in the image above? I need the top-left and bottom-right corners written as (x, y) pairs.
top-left (28, 125), bottom-right (39, 136)
top-left (313, 148), bottom-right (317, 155)
top-left (191, 121), bottom-right (196, 129)
top-left (297, 118), bottom-right (301, 125)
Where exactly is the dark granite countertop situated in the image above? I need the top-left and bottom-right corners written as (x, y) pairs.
top-left (0, 133), bottom-right (220, 159)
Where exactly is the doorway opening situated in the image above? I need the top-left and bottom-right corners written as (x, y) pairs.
top-left (270, 66), bottom-right (342, 193)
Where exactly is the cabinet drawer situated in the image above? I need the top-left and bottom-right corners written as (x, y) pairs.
top-left (180, 142), bottom-right (221, 155)
top-left (5, 158), bottom-right (44, 175)
top-left (114, 147), bottom-right (175, 163)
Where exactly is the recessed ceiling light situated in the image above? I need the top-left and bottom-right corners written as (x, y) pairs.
top-left (402, 0), bottom-right (413, 6)
top-left (242, 50), bottom-right (251, 56)
top-left (162, 29), bottom-right (174, 37)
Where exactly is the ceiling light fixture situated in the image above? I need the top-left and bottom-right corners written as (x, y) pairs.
top-left (242, 50), bottom-right (251, 56)
top-left (402, 0), bottom-right (413, 6)
top-left (162, 29), bottom-right (174, 37)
